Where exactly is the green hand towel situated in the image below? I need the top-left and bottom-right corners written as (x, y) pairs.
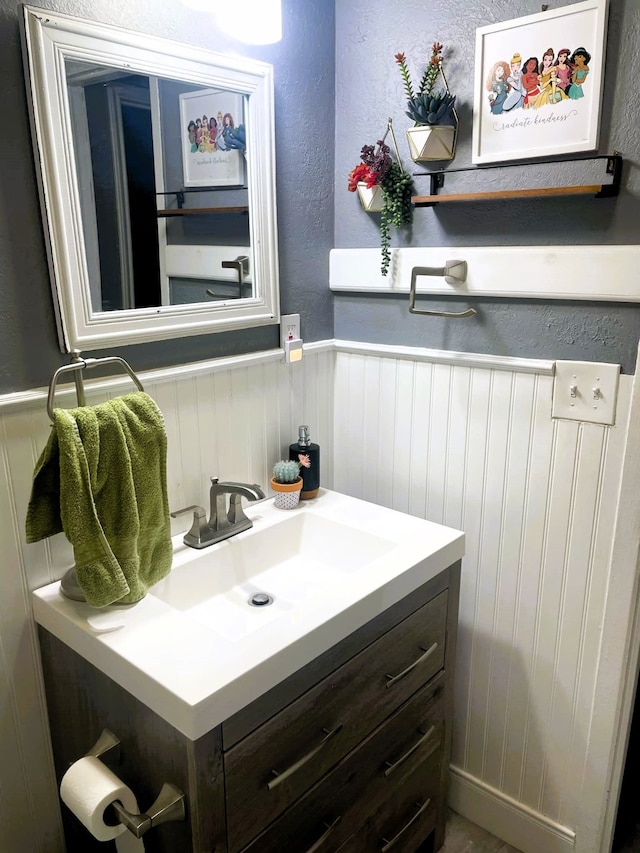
top-left (26, 392), bottom-right (172, 607)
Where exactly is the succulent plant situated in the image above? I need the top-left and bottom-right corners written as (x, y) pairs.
top-left (406, 91), bottom-right (456, 126)
top-left (272, 460), bottom-right (301, 484)
top-left (395, 44), bottom-right (456, 127)
top-left (347, 130), bottom-right (414, 277)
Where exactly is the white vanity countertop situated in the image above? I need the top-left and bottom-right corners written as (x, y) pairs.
top-left (32, 489), bottom-right (464, 740)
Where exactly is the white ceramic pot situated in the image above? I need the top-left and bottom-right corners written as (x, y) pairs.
top-left (406, 125), bottom-right (456, 162)
top-left (356, 181), bottom-right (384, 212)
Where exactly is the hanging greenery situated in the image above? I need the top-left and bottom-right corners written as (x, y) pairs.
top-left (379, 163), bottom-right (413, 276)
top-left (347, 120), bottom-right (414, 276)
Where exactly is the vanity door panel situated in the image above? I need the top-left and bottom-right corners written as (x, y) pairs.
top-left (225, 591), bottom-right (448, 851)
top-left (38, 629), bottom-right (227, 853)
top-left (238, 672), bottom-right (446, 853)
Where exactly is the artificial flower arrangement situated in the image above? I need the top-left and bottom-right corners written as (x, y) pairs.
top-left (395, 42), bottom-right (456, 126)
top-left (347, 127), bottom-right (413, 277)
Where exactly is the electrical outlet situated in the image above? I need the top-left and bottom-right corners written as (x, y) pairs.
top-left (552, 360), bottom-right (620, 425)
top-left (280, 314), bottom-right (301, 349)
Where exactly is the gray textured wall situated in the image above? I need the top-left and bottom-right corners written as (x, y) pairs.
top-left (0, 0), bottom-right (335, 393)
top-left (334, 0), bottom-right (640, 373)
top-left (4, 1), bottom-right (639, 392)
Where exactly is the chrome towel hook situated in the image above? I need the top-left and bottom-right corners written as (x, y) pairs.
top-left (409, 261), bottom-right (477, 318)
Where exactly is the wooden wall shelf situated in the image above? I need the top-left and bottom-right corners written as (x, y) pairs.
top-left (412, 154), bottom-right (622, 207)
top-left (157, 206), bottom-right (249, 217)
top-left (156, 189), bottom-right (249, 217)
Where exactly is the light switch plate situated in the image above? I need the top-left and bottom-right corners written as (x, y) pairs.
top-left (552, 360), bottom-right (620, 425)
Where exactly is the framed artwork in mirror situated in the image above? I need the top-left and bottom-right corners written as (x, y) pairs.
top-left (179, 88), bottom-right (245, 187)
top-left (472, 0), bottom-right (609, 164)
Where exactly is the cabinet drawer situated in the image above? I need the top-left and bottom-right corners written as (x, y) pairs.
top-left (241, 672), bottom-right (445, 853)
top-left (337, 742), bottom-right (441, 852)
top-left (337, 778), bottom-right (438, 853)
top-left (225, 590), bottom-right (447, 851)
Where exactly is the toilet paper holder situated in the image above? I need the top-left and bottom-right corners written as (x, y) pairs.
top-left (110, 783), bottom-right (186, 839)
top-left (86, 729), bottom-right (186, 839)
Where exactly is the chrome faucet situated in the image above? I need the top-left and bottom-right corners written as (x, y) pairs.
top-left (171, 478), bottom-right (265, 549)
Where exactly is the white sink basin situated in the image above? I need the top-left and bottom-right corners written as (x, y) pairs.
top-left (152, 512), bottom-right (396, 641)
top-left (32, 488), bottom-right (464, 739)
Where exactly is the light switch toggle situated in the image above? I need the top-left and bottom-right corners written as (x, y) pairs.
top-left (552, 360), bottom-right (620, 425)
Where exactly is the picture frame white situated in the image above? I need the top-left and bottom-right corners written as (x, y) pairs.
top-left (179, 88), bottom-right (245, 187)
top-left (472, 0), bottom-right (609, 164)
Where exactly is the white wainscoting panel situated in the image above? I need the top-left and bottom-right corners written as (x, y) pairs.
top-left (333, 346), bottom-right (631, 851)
top-left (0, 346), bottom-right (334, 853)
top-left (0, 340), bottom-right (632, 852)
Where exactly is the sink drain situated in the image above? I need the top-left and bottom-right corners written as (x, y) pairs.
top-left (248, 592), bottom-right (274, 607)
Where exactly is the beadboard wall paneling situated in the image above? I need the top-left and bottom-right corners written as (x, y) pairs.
top-left (0, 342), bottom-right (631, 852)
top-left (0, 348), bottom-right (334, 853)
top-left (0, 407), bottom-right (65, 853)
top-left (333, 349), bottom-right (631, 847)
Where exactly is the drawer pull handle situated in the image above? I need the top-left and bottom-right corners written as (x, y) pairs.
top-left (385, 642), bottom-right (438, 688)
top-left (304, 815), bottom-right (342, 853)
top-left (380, 799), bottom-right (432, 852)
top-left (383, 724), bottom-right (437, 777)
top-left (267, 724), bottom-right (343, 791)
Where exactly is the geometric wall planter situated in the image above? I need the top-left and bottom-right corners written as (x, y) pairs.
top-left (357, 181), bottom-right (384, 212)
top-left (406, 124), bottom-right (456, 162)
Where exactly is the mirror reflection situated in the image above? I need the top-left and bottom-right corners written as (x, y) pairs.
top-left (65, 60), bottom-right (253, 312)
top-left (22, 5), bottom-right (279, 351)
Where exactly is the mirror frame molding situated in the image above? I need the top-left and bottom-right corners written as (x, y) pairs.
top-left (21, 5), bottom-right (280, 351)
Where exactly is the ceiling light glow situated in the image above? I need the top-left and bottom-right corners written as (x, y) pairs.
top-left (181, 0), bottom-right (282, 45)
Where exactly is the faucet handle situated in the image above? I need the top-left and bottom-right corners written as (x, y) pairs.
top-left (222, 481), bottom-right (265, 496)
top-left (170, 505), bottom-right (208, 548)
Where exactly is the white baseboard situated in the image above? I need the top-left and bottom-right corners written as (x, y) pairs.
top-left (449, 765), bottom-right (576, 853)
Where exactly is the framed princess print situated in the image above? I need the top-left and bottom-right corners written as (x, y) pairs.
top-left (179, 88), bottom-right (245, 187)
top-left (472, 0), bottom-right (609, 164)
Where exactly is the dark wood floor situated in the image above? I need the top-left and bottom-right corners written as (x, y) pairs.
top-left (440, 811), bottom-right (522, 852)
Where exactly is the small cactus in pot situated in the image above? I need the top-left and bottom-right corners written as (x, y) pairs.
top-left (272, 459), bottom-right (301, 484)
top-left (271, 460), bottom-right (303, 509)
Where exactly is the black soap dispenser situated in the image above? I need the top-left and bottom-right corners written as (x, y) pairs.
top-left (289, 425), bottom-right (320, 500)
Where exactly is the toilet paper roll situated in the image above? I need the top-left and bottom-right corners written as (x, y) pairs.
top-left (116, 830), bottom-right (145, 852)
top-left (60, 755), bottom-right (139, 842)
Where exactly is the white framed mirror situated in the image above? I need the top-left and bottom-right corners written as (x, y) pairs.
top-left (21, 5), bottom-right (279, 351)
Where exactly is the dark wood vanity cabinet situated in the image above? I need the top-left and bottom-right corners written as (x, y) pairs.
top-left (39, 561), bottom-right (460, 853)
